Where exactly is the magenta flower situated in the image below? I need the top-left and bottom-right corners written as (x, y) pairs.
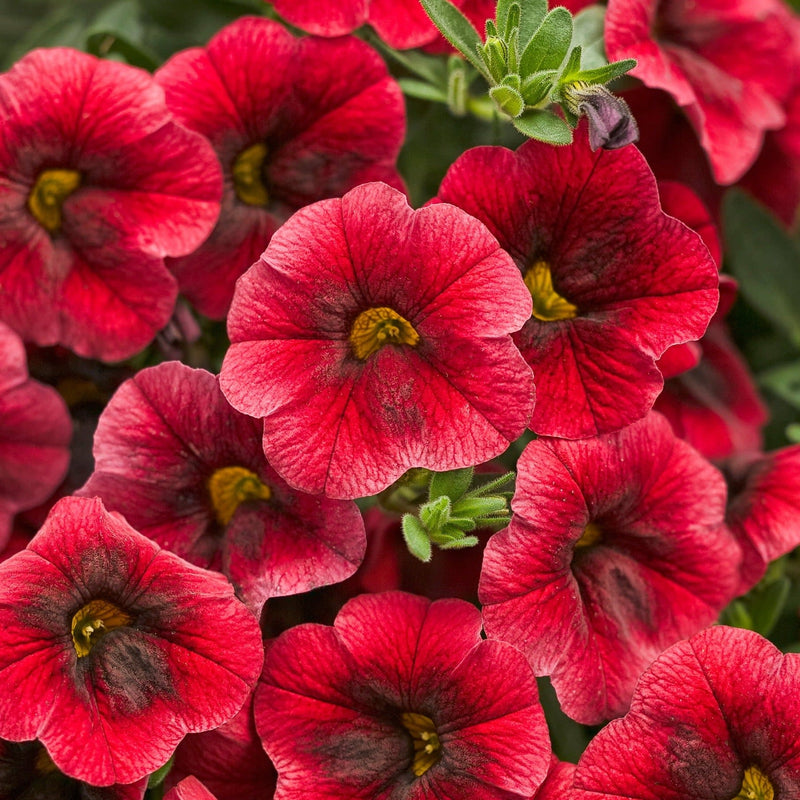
top-left (164, 777), bottom-right (218, 800)
top-left (723, 445), bottom-right (800, 592)
top-left (0, 496), bottom-right (263, 786)
top-left (572, 626), bottom-right (800, 799)
top-left (219, 181), bottom-right (535, 499)
top-left (480, 412), bottom-right (741, 724)
top-left (269, 0), bottom-right (495, 50)
top-left (435, 131), bottom-right (718, 438)
top-left (256, 591), bottom-right (551, 799)
top-left (79, 361), bottom-right (365, 616)
top-left (0, 739), bottom-right (147, 800)
top-left (605, 0), bottom-right (795, 184)
top-left (155, 17), bottom-right (405, 319)
top-left (0, 48), bottom-right (221, 360)
top-left (0, 321), bottom-right (71, 545)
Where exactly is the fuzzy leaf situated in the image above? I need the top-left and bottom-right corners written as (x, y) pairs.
top-left (452, 495), bottom-right (508, 518)
top-left (439, 535), bottom-right (480, 550)
top-left (567, 59), bottom-right (637, 86)
top-left (571, 5), bottom-right (607, 70)
top-left (521, 70), bottom-right (557, 105)
top-left (419, 0), bottom-right (487, 74)
top-left (490, 84), bottom-right (525, 117)
top-left (402, 514), bottom-right (433, 562)
top-left (723, 190), bottom-right (800, 348)
top-left (398, 78), bottom-right (448, 103)
top-left (430, 467), bottom-right (474, 503)
top-left (519, 7), bottom-right (573, 75)
top-left (517, 0), bottom-right (548, 50)
top-left (513, 108), bottom-right (573, 143)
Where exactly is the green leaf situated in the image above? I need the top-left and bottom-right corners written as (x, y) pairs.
top-left (759, 362), bottom-right (800, 410)
top-left (419, 0), bottom-right (487, 74)
top-left (438, 535), bottom-right (480, 550)
top-left (489, 84), bottom-right (525, 117)
top-left (482, 36), bottom-right (508, 83)
top-left (513, 109), bottom-right (573, 143)
top-left (147, 755), bottom-right (175, 789)
top-left (468, 471), bottom-right (516, 496)
top-left (521, 70), bottom-right (557, 106)
top-left (787, 422), bottom-right (800, 442)
top-left (748, 577), bottom-right (791, 637)
top-left (516, 0), bottom-right (548, 50)
top-left (720, 599), bottom-right (754, 631)
top-left (571, 5), bottom-right (607, 70)
top-left (567, 58), bottom-right (637, 86)
top-left (420, 495), bottom-right (451, 531)
top-left (372, 40), bottom-right (448, 86)
top-left (452, 496), bottom-right (507, 518)
top-left (402, 514), bottom-right (433, 562)
top-left (429, 467), bottom-right (473, 503)
top-left (495, 0), bottom-right (515, 36)
top-left (398, 78), bottom-right (448, 103)
top-left (559, 44), bottom-right (583, 80)
top-left (85, 0), bottom-right (160, 69)
top-left (519, 7), bottom-right (573, 75)
top-left (723, 190), bottom-right (800, 348)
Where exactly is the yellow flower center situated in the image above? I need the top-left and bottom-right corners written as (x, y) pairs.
top-left (232, 143), bottom-right (269, 207)
top-left (575, 521), bottom-right (603, 549)
top-left (71, 599), bottom-right (133, 658)
top-left (208, 466), bottom-right (272, 527)
top-left (28, 169), bottom-right (81, 233)
top-left (733, 766), bottom-right (774, 800)
top-left (523, 260), bottom-right (578, 321)
top-left (401, 712), bottom-right (441, 777)
top-left (350, 307), bottom-right (420, 361)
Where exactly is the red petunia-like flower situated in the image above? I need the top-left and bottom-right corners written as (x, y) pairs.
top-left (479, 412), bottom-right (741, 724)
top-left (79, 361), bottom-right (365, 616)
top-left (605, 0), bottom-right (795, 185)
top-left (256, 591), bottom-right (551, 799)
top-left (0, 48), bottom-right (221, 361)
top-left (155, 17), bottom-right (405, 319)
top-left (572, 626), bottom-right (800, 799)
top-left (219, 181), bottom-right (535, 499)
top-left (0, 496), bottom-right (263, 786)
top-left (0, 321), bottom-right (71, 546)
top-left (164, 777), bottom-right (218, 800)
top-left (435, 131), bottom-right (718, 438)
top-left (268, 0), bottom-right (495, 50)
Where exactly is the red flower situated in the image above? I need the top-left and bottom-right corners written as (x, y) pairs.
top-left (0, 496), bottom-right (263, 786)
top-left (723, 445), bottom-right (800, 592)
top-left (269, 0), bottom-right (495, 50)
top-left (572, 626), bottom-right (800, 799)
top-left (0, 48), bottom-right (221, 360)
top-left (219, 181), bottom-right (535, 499)
top-left (256, 591), bottom-right (551, 799)
top-left (155, 17), bottom-right (405, 319)
top-left (164, 777), bottom-right (218, 800)
top-left (78, 362), bottom-right (365, 616)
top-left (479, 412), bottom-right (740, 724)
top-left (435, 131), bottom-right (718, 438)
top-left (0, 321), bottom-right (71, 545)
top-left (605, 0), bottom-right (796, 184)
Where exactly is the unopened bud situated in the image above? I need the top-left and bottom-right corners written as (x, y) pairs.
top-left (563, 82), bottom-right (639, 151)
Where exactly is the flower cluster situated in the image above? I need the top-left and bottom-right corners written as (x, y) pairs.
top-left (0, 0), bottom-right (798, 798)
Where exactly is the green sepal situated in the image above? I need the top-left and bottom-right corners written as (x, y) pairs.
top-left (402, 514), bottom-right (433, 562)
top-left (419, 0), bottom-right (487, 75)
top-left (482, 36), bottom-right (508, 83)
top-left (467, 471), bottom-right (516, 496)
top-left (516, 0), bottom-right (548, 51)
top-left (494, 0), bottom-right (516, 37)
top-left (429, 467), bottom-right (473, 503)
top-left (490, 84), bottom-right (525, 117)
top-left (420, 494), bottom-right (451, 531)
top-left (513, 108), bottom-right (573, 143)
top-left (485, 18), bottom-right (499, 39)
top-left (438, 535), bottom-right (480, 550)
top-left (520, 70), bottom-right (557, 106)
top-left (519, 7), bottom-right (573, 75)
top-left (559, 44), bottom-right (583, 81)
top-left (723, 190), bottom-right (800, 348)
top-left (563, 59), bottom-right (637, 86)
top-left (452, 496), bottom-right (508, 518)
top-left (504, 3), bottom-right (522, 41)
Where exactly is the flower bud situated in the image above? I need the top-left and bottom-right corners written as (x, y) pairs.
top-left (563, 82), bottom-right (639, 150)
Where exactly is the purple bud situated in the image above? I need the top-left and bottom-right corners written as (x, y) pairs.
top-left (566, 84), bottom-right (639, 150)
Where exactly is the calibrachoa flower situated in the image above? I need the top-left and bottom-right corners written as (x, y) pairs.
top-left (155, 17), bottom-right (405, 319)
top-left (722, 445), bottom-right (800, 593)
top-left (164, 777), bottom-right (218, 800)
top-left (269, 0), bottom-right (495, 51)
top-left (435, 130), bottom-right (719, 438)
top-left (0, 321), bottom-right (71, 546)
top-left (605, 0), bottom-right (795, 184)
top-left (219, 181), bottom-right (536, 499)
top-left (572, 626), bottom-right (800, 799)
top-left (0, 739), bottom-right (147, 799)
top-left (479, 412), bottom-right (741, 724)
top-left (256, 591), bottom-right (551, 799)
top-left (0, 48), bottom-right (221, 361)
top-left (78, 361), bottom-right (366, 616)
top-left (0, 496), bottom-right (263, 786)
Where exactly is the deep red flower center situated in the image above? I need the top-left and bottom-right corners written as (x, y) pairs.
top-left (28, 169), bottom-right (81, 233)
top-left (208, 466), bottom-right (272, 526)
top-left (71, 599), bottom-right (133, 658)
top-left (232, 143), bottom-right (269, 207)
top-left (733, 766), bottom-right (774, 800)
top-left (575, 521), bottom-right (603, 549)
top-left (523, 261), bottom-right (578, 322)
top-left (349, 307), bottom-right (420, 360)
top-left (401, 712), bottom-right (441, 777)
